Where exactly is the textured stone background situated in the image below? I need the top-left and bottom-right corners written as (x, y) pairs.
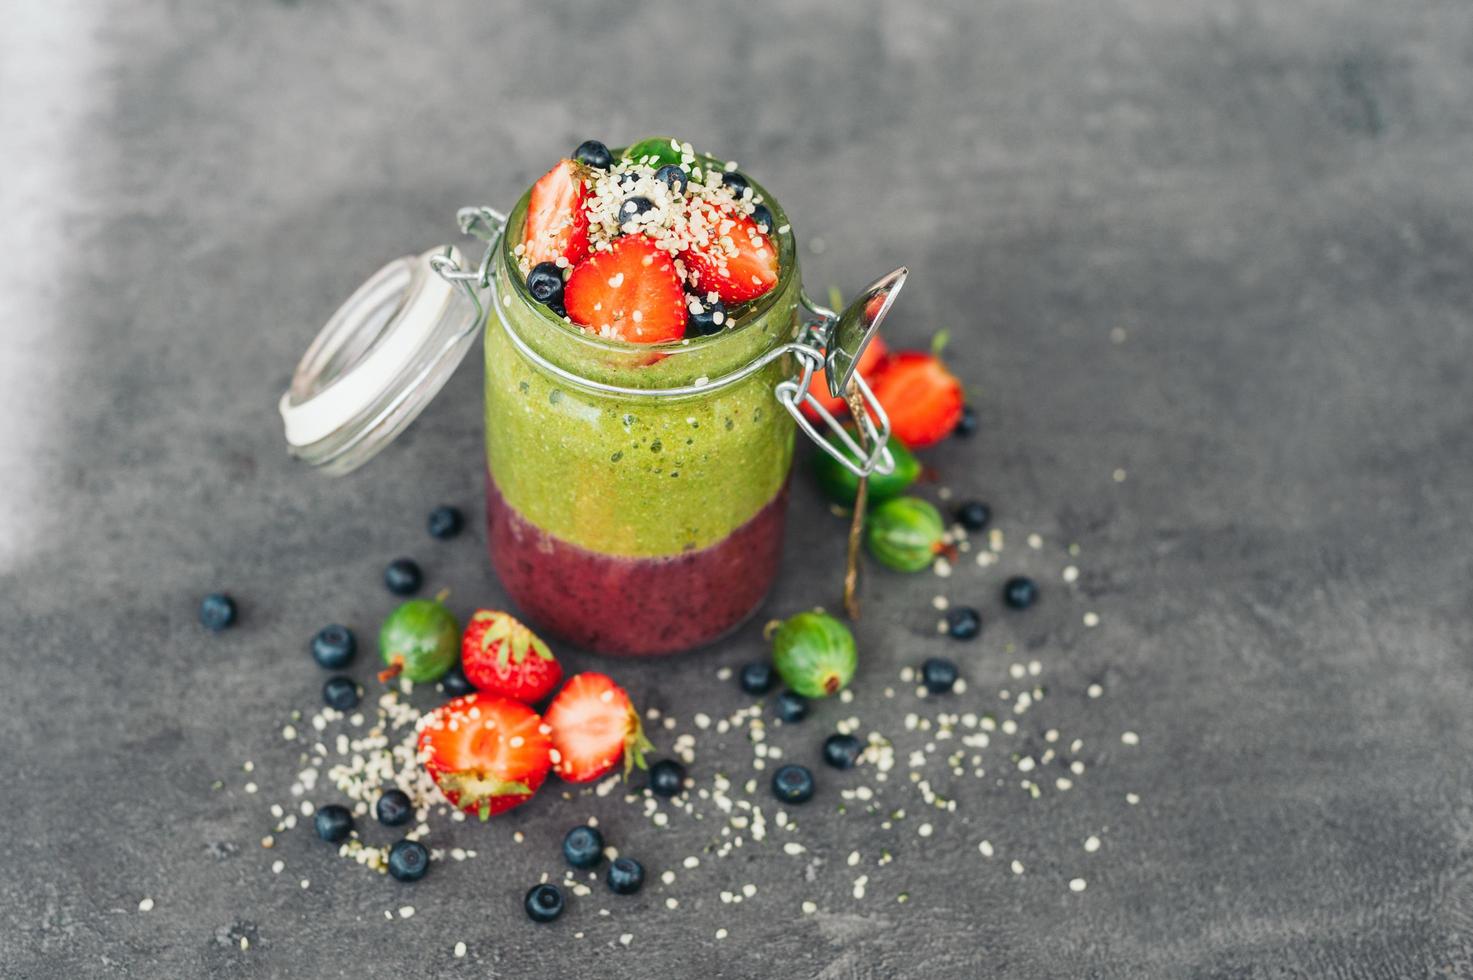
top-left (3, 1), bottom-right (1473, 977)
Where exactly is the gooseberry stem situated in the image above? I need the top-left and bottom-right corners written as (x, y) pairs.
top-left (842, 386), bottom-right (869, 621)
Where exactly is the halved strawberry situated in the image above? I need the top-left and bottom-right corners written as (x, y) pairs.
top-left (417, 693), bottom-right (551, 820)
top-left (564, 236), bottom-right (687, 343)
top-left (868, 350), bottom-right (965, 448)
top-left (520, 159), bottom-right (591, 267)
top-left (461, 610), bottom-right (563, 704)
top-left (543, 672), bottom-right (652, 784)
top-left (801, 335), bottom-right (891, 422)
top-left (680, 208), bottom-right (779, 305)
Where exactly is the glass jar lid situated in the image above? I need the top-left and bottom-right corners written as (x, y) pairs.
top-left (277, 246), bottom-right (481, 476)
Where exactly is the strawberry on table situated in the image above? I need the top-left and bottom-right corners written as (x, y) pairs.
top-left (521, 159), bottom-right (591, 268)
top-left (543, 672), bottom-right (653, 784)
top-left (869, 350), bottom-right (965, 448)
top-left (417, 693), bottom-right (552, 820)
top-left (461, 610), bottom-right (563, 705)
top-left (680, 207), bottom-right (779, 305)
top-left (564, 235), bottom-right (687, 343)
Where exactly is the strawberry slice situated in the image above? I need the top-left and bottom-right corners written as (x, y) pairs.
top-left (564, 236), bottom-right (687, 343)
top-left (680, 208), bottom-right (779, 305)
top-left (801, 336), bottom-right (891, 422)
top-left (520, 159), bottom-right (591, 268)
top-left (461, 610), bottom-right (563, 705)
top-left (543, 672), bottom-right (652, 784)
top-left (868, 350), bottom-right (965, 448)
top-left (417, 693), bottom-right (552, 820)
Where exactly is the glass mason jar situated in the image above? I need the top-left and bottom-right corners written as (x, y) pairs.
top-left (278, 148), bottom-right (904, 657)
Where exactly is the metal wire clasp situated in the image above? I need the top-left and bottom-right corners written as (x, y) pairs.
top-left (774, 297), bottom-right (897, 480)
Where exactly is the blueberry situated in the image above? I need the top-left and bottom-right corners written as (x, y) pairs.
top-left (607, 857), bottom-right (645, 895)
top-left (426, 504), bottom-right (464, 539)
top-left (687, 295), bottom-right (728, 337)
top-left (440, 662), bottom-right (474, 698)
top-left (1004, 576), bottom-right (1039, 610)
top-left (954, 404), bottom-right (978, 438)
top-left (562, 825), bottom-right (604, 869)
top-left (944, 606), bottom-right (982, 641)
top-left (376, 788), bottom-right (413, 827)
top-left (721, 171), bottom-right (750, 196)
top-left (771, 764), bottom-right (815, 804)
top-left (573, 139), bottom-right (612, 170)
top-left (313, 804), bottom-right (353, 843)
top-left (526, 261), bottom-right (565, 307)
top-left (655, 164), bottom-right (688, 193)
top-left (751, 203), bottom-right (775, 233)
top-left (618, 196), bottom-right (655, 228)
top-left (739, 662), bottom-right (775, 696)
top-left (387, 838), bottom-right (429, 882)
top-left (322, 676), bottom-right (360, 711)
top-left (525, 883), bottom-right (565, 923)
top-left (384, 558), bottom-right (422, 596)
top-left (955, 501), bottom-right (991, 531)
top-left (618, 170), bottom-right (641, 191)
top-left (199, 593), bottom-right (237, 632)
top-left (775, 690), bottom-right (808, 723)
top-left (822, 733), bottom-right (863, 770)
top-left (546, 297), bottom-right (568, 320)
top-left (311, 624), bottom-right (356, 670)
top-left (648, 759), bottom-right (685, 798)
top-left (921, 657), bottom-right (959, 694)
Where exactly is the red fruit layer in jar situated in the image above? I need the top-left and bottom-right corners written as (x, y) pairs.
top-left (486, 475), bottom-right (789, 656)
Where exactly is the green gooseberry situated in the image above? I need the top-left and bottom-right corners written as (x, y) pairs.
top-left (865, 496), bottom-right (947, 572)
top-left (811, 432), bottom-right (922, 506)
top-left (378, 597), bottom-right (459, 684)
top-left (771, 611), bottom-right (857, 699)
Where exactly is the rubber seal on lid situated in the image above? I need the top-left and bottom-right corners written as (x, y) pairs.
top-left (278, 246), bottom-right (479, 475)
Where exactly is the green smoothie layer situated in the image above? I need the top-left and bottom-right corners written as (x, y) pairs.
top-left (484, 158), bottom-right (800, 558)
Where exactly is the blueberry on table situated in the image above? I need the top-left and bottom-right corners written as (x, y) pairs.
top-left (387, 839), bottom-right (429, 882)
top-left (944, 607), bottom-right (981, 641)
top-left (953, 404), bottom-right (978, 438)
top-left (376, 789), bottom-right (413, 827)
top-left (313, 804), bottom-right (353, 843)
top-left (383, 558), bottom-right (422, 596)
top-left (311, 624), bottom-right (356, 670)
top-left (822, 733), bottom-right (863, 770)
top-left (427, 505), bottom-right (464, 540)
top-left (526, 262), bottom-right (565, 308)
top-left (739, 661), bottom-right (775, 696)
top-left (440, 662), bottom-right (474, 698)
top-left (1004, 576), bottom-right (1039, 610)
top-left (751, 203), bottom-right (774, 233)
top-left (721, 171), bottom-right (749, 196)
top-left (687, 296), bottom-right (727, 336)
top-left (648, 759), bottom-right (686, 798)
top-left (322, 676), bottom-right (360, 711)
top-left (655, 163), bottom-right (687, 193)
top-left (954, 501), bottom-right (991, 532)
top-left (198, 593), bottom-right (237, 632)
top-left (774, 690), bottom-right (808, 723)
top-left (573, 139), bottom-right (613, 170)
top-left (525, 883), bottom-right (566, 923)
top-left (562, 825), bottom-right (604, 869)
top-left (771, 764), bottom-right (815, 804)
top-left (606, 857), bottom-right (645, 895)
top-left (921, 657), bottom-right (959, 694)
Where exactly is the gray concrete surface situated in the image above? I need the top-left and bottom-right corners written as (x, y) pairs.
top-left (4, 1), bottom-right (1473, 977)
